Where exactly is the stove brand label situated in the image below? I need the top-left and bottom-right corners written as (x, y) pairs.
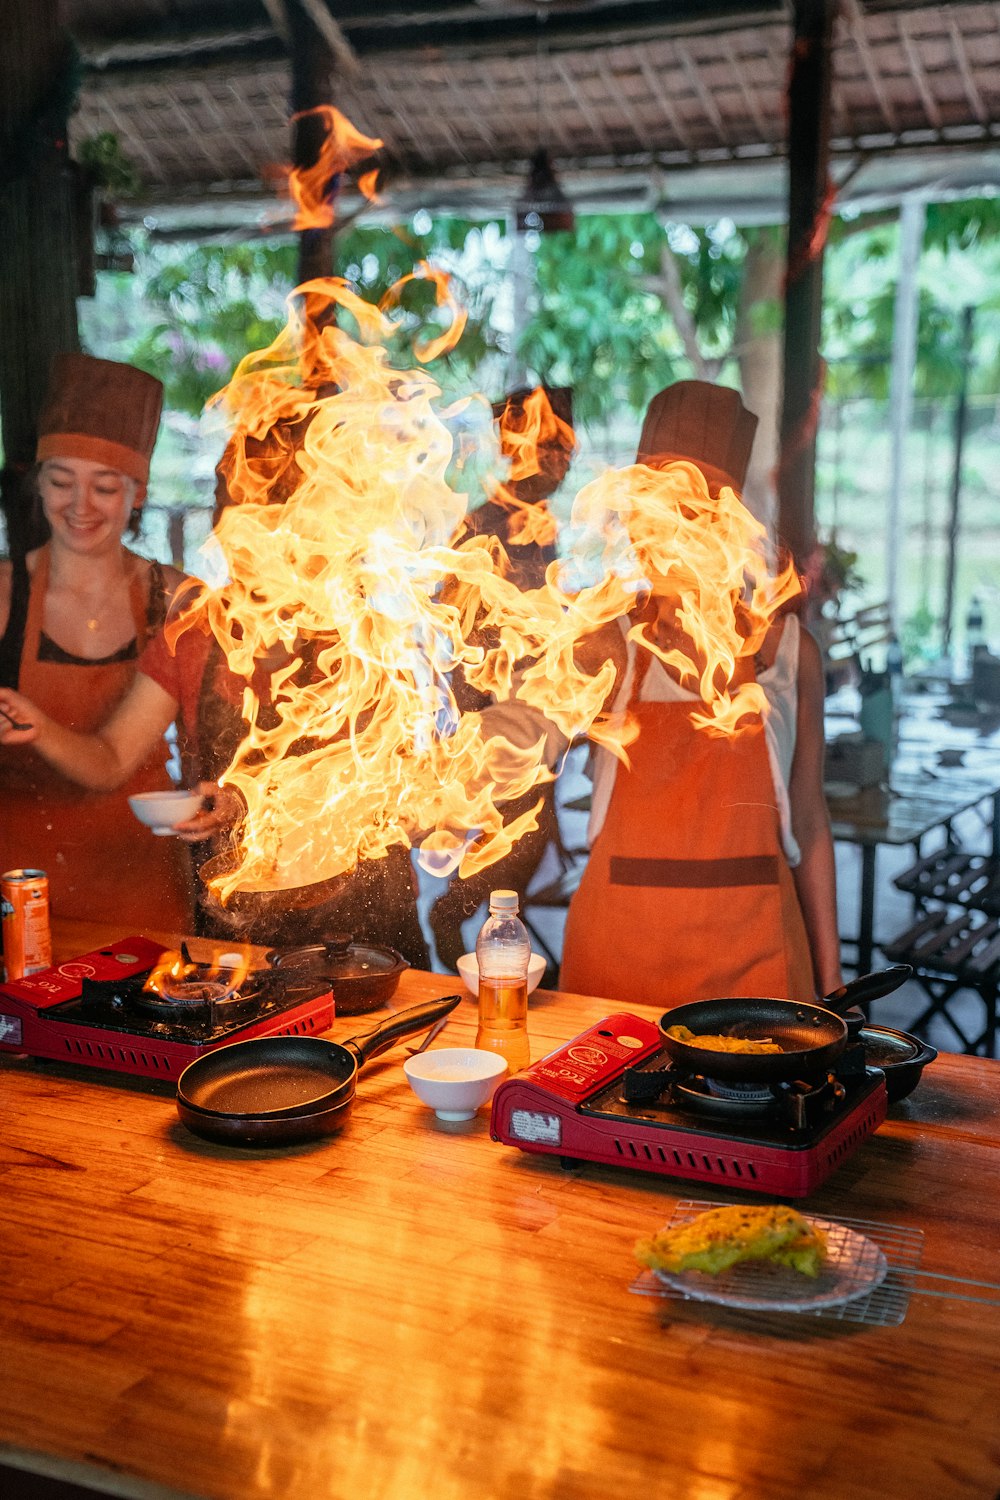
top-left (567, 1045), bottom-right (608, 1069)
top-left (0, 1013), bottom-right (23, 1045)
top-left (510, 1110), bottom-right (561, 1146)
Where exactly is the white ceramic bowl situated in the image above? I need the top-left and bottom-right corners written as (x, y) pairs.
top-left (128, 789), bottom-right (204, 836)
top-left (456, 951), bottom-right (547, 999)
top-left (403, 1047), bottom-right (508, 1121)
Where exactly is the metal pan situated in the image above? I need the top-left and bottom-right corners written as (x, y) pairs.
top-left (658, 968), bottom-right (911, 1083)
top-left (177, 1092), bottom-right (356, 1147)
top-left (176, 994), bottom-right (461, 1142)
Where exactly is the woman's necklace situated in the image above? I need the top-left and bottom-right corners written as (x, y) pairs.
top-left (49, 556), bottom-right (139, 638)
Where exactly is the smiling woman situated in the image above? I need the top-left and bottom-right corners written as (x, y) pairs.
top-left (0, 354), bottom-right (194, 931)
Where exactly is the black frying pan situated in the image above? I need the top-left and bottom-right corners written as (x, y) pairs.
top-left (658, 967), bottom-right (912, 1083)
top-left (176, 994), bottom-right (461, 1145)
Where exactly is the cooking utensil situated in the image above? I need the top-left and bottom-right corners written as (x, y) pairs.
top-left (405, 1012), bottom-right (452, 1057)
top-left (176, 993), bottom-right (461, 1145)
top-left (657, 968), bottom-right (912, 1083)
top-left (858, 1024), bottom-right (938, 1102)
top-left (0, 705), bottom-right (32, 732)
top-left (265, 935), bottom-right (408, 1015)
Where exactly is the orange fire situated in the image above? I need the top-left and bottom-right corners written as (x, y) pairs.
top-left (143, 949), bottom-right (251, 996)
top-left (479, 387), bottom-right (573, 553)
top-left (178, 111), bottom-right (797, 905)
top-left (287, 105), bottom-right (382, 231)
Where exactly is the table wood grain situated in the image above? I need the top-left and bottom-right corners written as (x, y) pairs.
top-left (2, 919), bottom-right (999, 1500)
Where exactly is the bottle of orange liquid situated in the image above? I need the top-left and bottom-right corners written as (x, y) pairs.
top-left (475, 889), bottom-right (531, 1074)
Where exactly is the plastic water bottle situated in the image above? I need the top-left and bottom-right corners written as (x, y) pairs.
top-left (475, 889), bottom-right (531, 1074)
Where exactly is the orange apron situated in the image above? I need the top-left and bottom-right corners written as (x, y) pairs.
top-left (0, 547), bottom-right (193, 930)
top-left (560, 665), bottom-right (814, 1009)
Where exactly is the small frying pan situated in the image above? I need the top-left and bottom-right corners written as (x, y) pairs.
top-left (176, 994), bottom-right (461, 1145)
top-left (658, 967), bottom-right (912, 1083)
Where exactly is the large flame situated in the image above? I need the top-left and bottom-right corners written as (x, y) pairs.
top-left (288, 105), bottom-right (382, 231)
top-left (175, 114), bottom-right (798, 905)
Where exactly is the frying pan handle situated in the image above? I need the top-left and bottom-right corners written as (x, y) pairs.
top-left (823, 965), bottom-right (913, 1015)
top-left (346, 995), bottom-right (463, 1068)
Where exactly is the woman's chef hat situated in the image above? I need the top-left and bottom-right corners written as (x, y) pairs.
top-left (36, 354), bottom-right (164, 494)
top-left (636, 380), bottom-right (758, 491)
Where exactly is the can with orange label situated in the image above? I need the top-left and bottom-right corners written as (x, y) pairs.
top-left (1, 869), bottom-right (52, 981)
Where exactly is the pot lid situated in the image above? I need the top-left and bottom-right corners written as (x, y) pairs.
top-left (859, 1026), bottom-right (922, 1066)
top-left (267, 935), bottom-right (406, 980)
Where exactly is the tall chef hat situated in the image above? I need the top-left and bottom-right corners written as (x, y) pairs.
top-left (36, 353), bottom-right (164, 496)
top-left (636, 379), bottom-right (758, 492)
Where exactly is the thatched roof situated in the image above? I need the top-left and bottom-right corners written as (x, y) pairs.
top-left (67, 1), bottom-right (1000, 230)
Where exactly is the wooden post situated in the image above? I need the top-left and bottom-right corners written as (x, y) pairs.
top-left (777, 0), bottom-right (836, 571)
top-left (287, 0), bottom-right (336, 287)
top-left (0, 0), bottom-right (80, 556)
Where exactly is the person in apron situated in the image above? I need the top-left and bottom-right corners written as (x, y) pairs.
top-left (0, 354), bottom-right (193, 932)
top-left (560, 381), bottom-right (841, 1009)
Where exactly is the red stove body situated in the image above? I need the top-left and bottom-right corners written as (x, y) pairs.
top-left (490, 1012), bottom-right (888, 1198)
top-left (0, 936), bottom-right (335, 1080)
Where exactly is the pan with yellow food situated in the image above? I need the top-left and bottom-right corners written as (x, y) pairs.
top-left (658, 967), bottom-right (912, 1083)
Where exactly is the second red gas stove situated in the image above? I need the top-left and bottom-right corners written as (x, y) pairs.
top-left (490, 1012), bottom-right (888, 1198)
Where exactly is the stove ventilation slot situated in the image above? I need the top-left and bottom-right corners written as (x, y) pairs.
top-left (823, 1106), bottom-right (882, 1167)
top-left (278, 1016), bottom-right (325, 1036)
top-left (62, 1037), bottom-right (174, 1073)
top-left (612, 1137), bottom-right (757, 1180)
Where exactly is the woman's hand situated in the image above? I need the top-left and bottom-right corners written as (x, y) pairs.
top-left (0, 689), bottom-right (43, 746)
top-left (173, 781), bottom-right (246, 844)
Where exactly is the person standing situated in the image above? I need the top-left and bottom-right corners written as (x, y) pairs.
top-left (429, 387), bottom-right (574, 971)
top-left (560, 381), bottom-right (841, 1008)
top-left (0, 354), bottom-right (193, 931)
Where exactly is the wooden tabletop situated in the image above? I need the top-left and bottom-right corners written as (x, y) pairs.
top-left (2, 920), bottom-right (999, 1500)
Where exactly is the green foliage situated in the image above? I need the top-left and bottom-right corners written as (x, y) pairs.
top-left (124, 241), bottom-right (297, 415)
top-left (522, 214), bottom-right (685, 424)
top-left (121, 219), bottom-right (507, 416)
top-left (76, 133), bottom-right (142, 196)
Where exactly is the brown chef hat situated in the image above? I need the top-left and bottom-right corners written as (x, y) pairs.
top-left (36, 353), bottom-right (164, 492)
top-left (636, 380), bottom-right (758, 491)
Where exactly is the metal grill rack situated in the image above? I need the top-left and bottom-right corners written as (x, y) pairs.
top-left (629, 1200), bottom-right (1000, 1327)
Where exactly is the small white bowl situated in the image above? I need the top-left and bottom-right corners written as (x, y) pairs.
top-left (403, 1047), bottom-right (508, 1121)
top-left (456, 951), bottom-right (547, 998)
top-left (128, 789), bottom-right (204, 836)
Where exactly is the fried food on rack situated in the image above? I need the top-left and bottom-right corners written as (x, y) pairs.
top-left (664, 1024), bottom-right (783, 1055)
top-left (635, 1203), bottom-right (828, 1278)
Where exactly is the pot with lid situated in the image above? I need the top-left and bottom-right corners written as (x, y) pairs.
top-left (265, 934), bottom-right (408, 1015)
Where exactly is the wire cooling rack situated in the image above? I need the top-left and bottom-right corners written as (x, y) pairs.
top-left (629, 1199), bottom-right (1000, 1327)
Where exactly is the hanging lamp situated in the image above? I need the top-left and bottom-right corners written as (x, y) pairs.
top-left (514, 2), bottom-right (575, 234)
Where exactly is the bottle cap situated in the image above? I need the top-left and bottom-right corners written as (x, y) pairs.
top-left (488, 890), bottom-right (519, 912)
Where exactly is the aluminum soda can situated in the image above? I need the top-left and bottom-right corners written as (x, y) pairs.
top-left (1, 869), bottom-right (52, 981)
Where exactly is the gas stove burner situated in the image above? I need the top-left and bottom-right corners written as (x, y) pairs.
top-left (702, 1076), bottom-right (773, 1102)
top-left (672, 1075), bottom-right (774, 1118)
top-left (145, 978), bottom-right (236, 1007)
top-left (133, 975), bottom-right (261, 1027)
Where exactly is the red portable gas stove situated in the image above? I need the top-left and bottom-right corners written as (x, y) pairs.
top-left (0, 936), bottom-right (335, 1080)
top-left (490, 1012), bottom-right (888, 1198)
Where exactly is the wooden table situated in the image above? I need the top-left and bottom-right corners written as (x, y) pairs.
top-left (2, 919), bottom-right (999, 1500)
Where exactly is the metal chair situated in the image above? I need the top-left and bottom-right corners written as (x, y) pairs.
top-left (881, 907), bottom-right (1000, 1056)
